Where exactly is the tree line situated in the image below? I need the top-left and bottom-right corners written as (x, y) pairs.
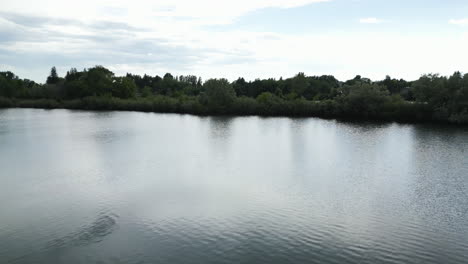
top-left (0, 66), bottom-right (467, 124)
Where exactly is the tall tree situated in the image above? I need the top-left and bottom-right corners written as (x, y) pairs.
top-left (113, 77), bottom-right (137, 98)
top-left (46, 67), bottom-right (60, 84)
top-left (202, 78), bottom-right (236, 111)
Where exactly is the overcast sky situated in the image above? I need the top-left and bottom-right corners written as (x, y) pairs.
top-left (1, 0), bottom-right (468, 83)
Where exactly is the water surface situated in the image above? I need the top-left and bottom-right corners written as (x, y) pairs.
top-left (0, 108), bottom-right (467, 264)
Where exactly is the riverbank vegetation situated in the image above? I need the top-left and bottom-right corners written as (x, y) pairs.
top-left (1, 66), bottom-right (467, 124)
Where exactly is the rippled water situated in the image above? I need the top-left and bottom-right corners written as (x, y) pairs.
top-left (0, 108), bottom-right (467, 264)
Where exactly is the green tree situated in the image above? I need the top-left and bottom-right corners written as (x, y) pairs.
top-left (233, 77), bottom-right (248, 96)
top-left (86, 66), bottom-right (114, 96)
top-left (412, 74), bottom-right (448, 107)
top-left (291, 72), bottom-right (308, 97)
top-left (202, 78), bottom-right (236, 112)
top-left (113, 77), bottom-right (137, 98)
top-left (0, 74), bottom-right (13, 97)
top-left (338, 83), bottom-right (390, 117)
top-left (256, 92), bottom-right (283, 114)
top-left (65, 80), bottom-right (90, 98)
top-left (46, 67), bottom-right (60, 84)
top-left (141, 86), bottom-right (153, 97)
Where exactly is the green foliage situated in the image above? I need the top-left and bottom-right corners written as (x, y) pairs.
top-left (0, 97), bottom-right (13, 108)
top-left (112, 77), bottom-right (137, 98)
top-left (338, 83), bottom-right (390, 118)
top-left (202, 78), bottom-right (236, 112)
top-left (1, 66), bottom-right (468, 124)
top-left (256, 92), bottom-right (283, 114)
top-left (65, 79), bottom-right (90, 98)
top-left (231, 96), bottom-right (258, 115)
top-left (413, 74), bottom-right (447, 105)
top-left (141, 86), bottom-right (153, 97)
top-left (46, 67), bottom-right (60, 84)
top-left (412, 72), bottom-right (468, 122)
top-left (42, 83), bottom-right (64, 99)
top-left (86, 66), bottom-right (114, 96)
top-left (0, 72), bottom-right (18, 97)
top-left (0, 74), bottom-right (11, 97)
top-left (15, 98), bottom-right (61, 109)
top-left (291, 72), bottom-right (308, 96)
top-left (379, 75), bottom-right (411, 97)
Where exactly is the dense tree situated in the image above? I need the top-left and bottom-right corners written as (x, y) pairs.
top-left (1, 71), bottom-right (42, 98)
top-left (233, 77), bottom-right (248, 97)
top-left (112, 77), bottom-right (137, 98)
top-left (46, 67), bottom-right (60, 85)
top-left (380, 75), bottom-right (410, 96)
top-left (0, 73), bottom-right (14, 97)
top-left (291, 72), bottom-right (308, 97)
top-left (411, 72), bottom-right (468, 122)
top-left (338, 83), bottom-right (390, 117)
top-left (202, 78), bottom-right (236, 112)
top-left (86, 66), bottom-right (114, 96)
top-left (1, 66), bottom-right (468, 124)
top-left (413, 74), bottom-right (447, 105)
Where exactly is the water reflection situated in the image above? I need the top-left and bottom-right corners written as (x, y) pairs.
top-left (408, 124), bottom-right (468, 233)
top-left (46, 213), bottom-right (118, 250)
top-left (206, 116), bottom-right (234, 139)
top-left (0, 109), bottom-right (468, 264)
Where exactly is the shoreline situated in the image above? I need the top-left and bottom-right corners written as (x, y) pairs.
top-left (1, 97), bottom-right (466, 126)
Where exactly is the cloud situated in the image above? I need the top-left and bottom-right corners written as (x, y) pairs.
top-left (1, 0), bottom-right (330, 26)
top-left (449, 18), bottom-right (468, 26)
top-left (0, 0), bottom-right (331, 81)
top-left (359, 17), bottom-right (384, 24)
top-left (1, 1), bottom-right (468, 84)
top-left (0, 12), bottom-right (224, 80)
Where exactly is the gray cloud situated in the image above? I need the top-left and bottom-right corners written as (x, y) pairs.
top-left (0, 11), bottom-right (254, 82)
top-left (0, 11), bottom-right (148, 32)
top-left (0, 11), bottom-right (73, 27)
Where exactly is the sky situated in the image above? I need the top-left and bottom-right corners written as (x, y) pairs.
top-left (1, 0), bottom-right (468, 83)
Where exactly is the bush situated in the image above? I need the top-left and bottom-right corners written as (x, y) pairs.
top-left (0, 97), bottom-right (13, 108)
top-left (231, 97), bottom-right (259, 115)
top-left (16, 99), bottom-right (61, 109)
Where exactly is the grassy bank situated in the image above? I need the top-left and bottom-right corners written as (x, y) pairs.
top-left (0, 96), bottom-right (450, 124)
top-left (2, 67), bottom-right (467, 124)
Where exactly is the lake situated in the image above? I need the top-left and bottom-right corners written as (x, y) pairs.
top-left (0, 108), bottom-right (467, 264)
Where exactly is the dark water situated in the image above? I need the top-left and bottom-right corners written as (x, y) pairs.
top-left (0, 108), bottom-right (467, 264)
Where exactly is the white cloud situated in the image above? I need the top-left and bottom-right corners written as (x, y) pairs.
top-left (1, 0), bottom-right (468, 83)
top-left (449, 18), bottom-right (468, 26)
top-left (359, 17), bottom-right (384, 24)
top-left (1, 0), bottom-right (330, 25)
